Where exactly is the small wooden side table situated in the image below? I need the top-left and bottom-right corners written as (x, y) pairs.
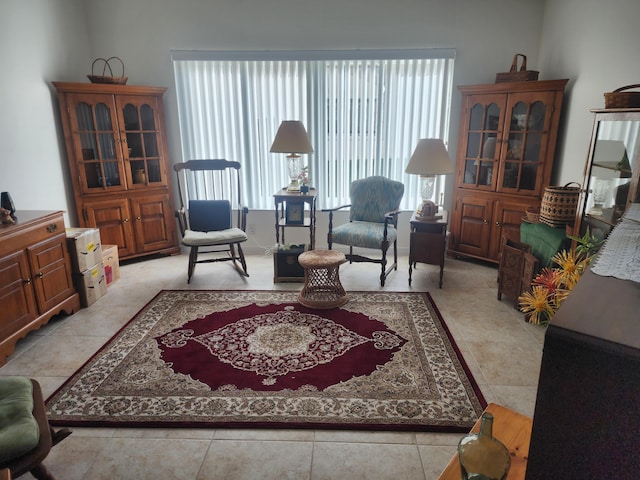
top-left (298, 250), bottom-right (348, 309)
top-left (273, 188), bottom-right (317, 249)
top-left (437, 403), bottom-right (532, 480)
top-left (409, 212), bottom-right (448, 287)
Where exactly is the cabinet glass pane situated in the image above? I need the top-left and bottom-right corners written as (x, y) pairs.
top-left (486, 104), bottom-right (500, 130)
top-left (464, 160), bottom-right (493, 186)
top-left (469, 104), bottom-right (484, 130)
top-left (521, 163), bottom-right (538, 190)
top-left (465, 102), bottom-right (500, 188)
top-left (586, 119), bottom-right (639, 224)
top-left (141, 104), bottom-right (156, 130)
top-left (148, 160), bottom-right (162, 183)
top-left (466, 132), bottom-right (481, 158)
top-left (502, 101), bottom-right (546, 191)
top-left (524, 133), bottom-right (542, 161)
top-left (123, 104), bottom-right (140, 130)
top-left (122, 102), bottom-right (162, 187)
top-left (75, 102), bottom-right (120, 189)
top-left (143, 133), bottom-right (159, 157)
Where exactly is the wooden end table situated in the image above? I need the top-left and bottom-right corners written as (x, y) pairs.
top-left (273, 188), bottom-right (317, 249)
top-left (409, 212), bottom-right (448, 287)
top-left (437, 403), bottom-right (532, 480)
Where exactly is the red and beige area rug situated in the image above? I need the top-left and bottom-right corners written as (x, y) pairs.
top-left (46, 290), bottom-right (486, 432)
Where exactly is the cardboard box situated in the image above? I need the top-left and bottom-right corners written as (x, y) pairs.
top-left (273, 243), bottom-right (308, 283)
top-left (66, 228), bottom-right (102, 273)
top-left (101, 244), bottom-right (120, 286)
top-left (74, 262), bottom-right (108, 307)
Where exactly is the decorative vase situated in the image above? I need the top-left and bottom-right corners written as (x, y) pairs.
top-left (457, 412), bottom-right (511, 480)
top-left (1, 191), bottom-right (16, 216)
top-left (134, 169), bottom-right (147, 184)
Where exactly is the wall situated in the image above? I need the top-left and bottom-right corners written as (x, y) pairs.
top-left (538, 0), bottom-right (640, 186)
top-left (0, 0), bottom-right (91, 220)
top-left (2, 0), bottom-right (639, 256)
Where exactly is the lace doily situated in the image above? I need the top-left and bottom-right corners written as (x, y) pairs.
top-left (591, 204), bottom-right (640, 283)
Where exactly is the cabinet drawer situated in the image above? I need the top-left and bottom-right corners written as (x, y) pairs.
top-left (0, 212), bottom-right (65, 258)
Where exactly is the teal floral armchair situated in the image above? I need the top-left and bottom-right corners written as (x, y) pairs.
top-left (323, 176), bottom-right (404, 286)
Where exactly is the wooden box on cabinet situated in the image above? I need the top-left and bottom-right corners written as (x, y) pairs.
top-left (449, 79), bottom-right (568, 263)
top-left (0, 211), bottom-right (80, 365)
top-left (53, 82), bottom-right (179, 261)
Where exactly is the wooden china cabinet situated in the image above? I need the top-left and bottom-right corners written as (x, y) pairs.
top-left (448, 79), bottom-right (568, 263)
top-left (53, 82), bottom-right (179, 260)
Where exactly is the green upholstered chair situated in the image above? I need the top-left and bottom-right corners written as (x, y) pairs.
top-left (323, 176), bottom-right (404, 286)
top-left (0, 377), bottom-right (71, 480)
top-left (174, 160), bottom-right (249, 283)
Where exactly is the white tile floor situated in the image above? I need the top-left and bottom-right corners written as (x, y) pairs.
top-left (0, 252), bottom-right (545, 480)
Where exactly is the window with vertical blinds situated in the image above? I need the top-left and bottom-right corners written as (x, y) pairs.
top-left (172, 49), bottom-right (455, 210)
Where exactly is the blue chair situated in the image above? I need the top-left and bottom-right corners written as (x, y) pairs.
top-left (174, 160), bottom-right (249, 283)
top-left (323, 176), bottom-right (404, 286)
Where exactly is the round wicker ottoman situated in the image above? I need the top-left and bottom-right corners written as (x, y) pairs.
top-left (297, 250), bottom-right (348, 309)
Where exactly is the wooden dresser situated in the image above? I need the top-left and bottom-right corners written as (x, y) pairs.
top-left (526, 213), bottom-right (640, 478)
top-left (0, 211), bottom-right (80, 365)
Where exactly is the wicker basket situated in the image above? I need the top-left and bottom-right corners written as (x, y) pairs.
top-left (604, 84), bottom-right (640, 108)
top-left (539, 183), bottom-right (581, 228)
top-left (525, 206), bottom-right (540, 223)
top-left (87, 57), bottom-right (128, 85)
top-left (496, 54), bottom-right (539, 83)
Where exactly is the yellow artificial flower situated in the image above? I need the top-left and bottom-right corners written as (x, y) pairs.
top-left (519, 285), bottom-right (556, 325)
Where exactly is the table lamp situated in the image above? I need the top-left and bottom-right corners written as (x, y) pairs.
top-left (270, 121), bottom-right (314, 192)
top-left (405, 138), bottom-right (454, 219)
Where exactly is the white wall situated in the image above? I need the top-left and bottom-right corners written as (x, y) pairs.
top-left (538, 0), bottom-right (640, 186)
top-left (0, 0), bottom-right (91, 223)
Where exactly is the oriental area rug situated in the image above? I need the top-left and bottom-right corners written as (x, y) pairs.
top-left (46, 290), bottom-right (486, 432)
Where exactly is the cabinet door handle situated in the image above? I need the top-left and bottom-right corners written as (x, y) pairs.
top-left (495, 221), bottom-right (501, 226)
top-left (136, 216), bottom-right (141, 221)
top-left (24, 278), bottom-right (32, 285)
top-left (483, 219), bottom-right (488, 224)
top-left (47, 223), bottom-right (58, 232)
top-left (123, 218), bottom-right (129, 223)
top-left (36, 272), bottom-right (44, 279)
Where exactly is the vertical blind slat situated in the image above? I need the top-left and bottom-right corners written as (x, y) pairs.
top-left (173, 55), bottom-right (454, 210)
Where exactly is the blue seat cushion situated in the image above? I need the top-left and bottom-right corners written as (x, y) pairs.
top-left (331, 221), bottom-right (397, 250)
top-left (0, 377), bottom-right (40, 464)
top-left (188, 200), bottom-right (232, 232)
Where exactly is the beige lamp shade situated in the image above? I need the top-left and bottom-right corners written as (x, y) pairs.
top-left (270, 121), bottom-right (314, 156)
top-left (405, 138), bottom-right (454, 176)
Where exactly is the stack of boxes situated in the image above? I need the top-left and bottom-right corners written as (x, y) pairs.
top-left (65, 228), bottom-right (107, 307)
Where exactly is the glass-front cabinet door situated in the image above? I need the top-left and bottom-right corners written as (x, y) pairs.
top-left (460, 94), bottom-right (506, 191)
top-left (581, 109), bottom-right (640, 235)
top-left (498, 91), bottom-right (555, 195)
top-left (459, 90), bottom-right (556, 197)
top-left (67, 93), bottom-right (126, 194)
top-left (116, 95), bottom-right (167, 189)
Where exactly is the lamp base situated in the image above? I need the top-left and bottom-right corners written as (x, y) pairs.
top-left (416, 200), bottom-right (439, 217)
top-left (286, 180), bottom-right (301, 192)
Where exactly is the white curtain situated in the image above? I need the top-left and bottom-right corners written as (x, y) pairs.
top-left (173, 50), bottom-right (455, 210)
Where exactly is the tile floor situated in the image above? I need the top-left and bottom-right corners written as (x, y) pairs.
top-left (0, 251), bottom-right (546, 479)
